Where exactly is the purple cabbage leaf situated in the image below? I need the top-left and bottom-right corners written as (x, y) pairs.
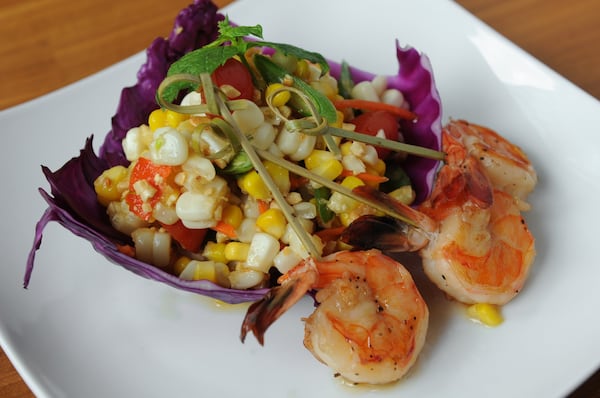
top-left (26, 0), bottom-right (441, 304)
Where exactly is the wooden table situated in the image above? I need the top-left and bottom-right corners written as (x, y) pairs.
top-left (1, 0), bottom-right (598, 396)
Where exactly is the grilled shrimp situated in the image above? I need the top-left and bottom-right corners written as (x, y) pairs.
top-left (343, 120), bottom-right (536, 305)
top-left (241, 249), bottom-right (429, 385)
top-left (444, 120), bottom-right (537, 210)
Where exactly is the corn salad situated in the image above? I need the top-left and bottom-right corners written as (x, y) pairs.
top-left (94, 52), bottom-right (415, 291)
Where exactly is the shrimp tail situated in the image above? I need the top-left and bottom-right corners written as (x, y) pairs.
top-left (425, 129), bottom-right (494, 212)
top-left (341, 215), bottom-right (429, 253)
top-left (240, 257), bottom-right (318, 345)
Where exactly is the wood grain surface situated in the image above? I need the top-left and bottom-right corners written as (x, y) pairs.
top-left (1, 1), bottom-right (598, 397)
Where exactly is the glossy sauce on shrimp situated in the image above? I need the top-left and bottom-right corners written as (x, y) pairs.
top-left (418, 120), bottom-right (536, 304)
top-left (241, 249), bottom-right (428, 385)
top-left (342, 120), bottom-right (537, 306)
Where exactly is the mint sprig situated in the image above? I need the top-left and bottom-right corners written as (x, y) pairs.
top-left (160, 18), bottom-right (330, 102)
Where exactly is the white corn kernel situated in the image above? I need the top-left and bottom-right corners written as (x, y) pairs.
top-left (180, 91), bottom-right (205, 116)
top-left (276, 126), bottom-right (302, 155)
top-left (342, 154), bottom-right (366, 174)
top-left (289, 133), bottom-right (317, 162)
top-left (149, 127), bottom-right (189, 166)
top-left (371, 75), bottom-right (388, 97)
top-left (236, 217), bottom-right (257, 243)
top-left (182, 153), bottom-right (216, 181)
top-left (152, 202), bottom-right (179, 225)
top-left (381, 88), bottom-right (406, 108)
top-left (281, 218), bottom-right (315, 245)
top-left (229, 268), bottom-right (266, 290)
top-left (107, 200), bottom-right (149, 235)
top-left (122, 125), bottom-right (153, 161)
top-left (362, 145), bottom-right (380, 166)
top-left (288, 232), bottom-right (323, 260)
top-left (286, 192), bottom-right (303, 205)
top-left (131, 227), bottom-right (171, 268)
top-left (176, 191), bottom-right (220, 228)
top-left (273, 246), bottom-right (302, 274)
top-left (246, 232), bottom-right (280, 272)
top-left (252, 122), bottom-right (277, 150)
top-left (232, 100), bottom-right (265, 133)
top-left (351, 81), bottom-right (380, 102)
top-left (132, 179), bottom-right (157, 202)
top-left (293, 202), bottom-right (316, 219)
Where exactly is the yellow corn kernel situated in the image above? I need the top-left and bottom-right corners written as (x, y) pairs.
top-left (165, 109), bottom-right (189, 128)
top-left (178, 260), bottom-right (230, 287)
top-left (265, 83), bottom-right (291, 107)
top-left (368, 158), bottom-right (386, 176)
top-left (94, 165), bottom-right (129, 206)
top-left (173, 256), bottom-right (192, 276)
top-left (338, 212), bottom-right (354, 227)
top-left (256, 208), bottom-right (287, 239)
top-left (305, 149), bottom-right (335, 170)
top-left (310, 158), bottom-right (344, 181)
top-left (388, 185), bottom-right (416, 205)
top-left (221, 204), bottom-right (244, 229)
top-left (332, 110), bottom-right (345, 129)
top-left (467, 303), bottom-right (504, 327)
top-left (237, 170), bottom-right (271, 200)
top-left (148, 109), bottom-right (167, 131)
top-left (336, 240), bottom-right (354, 252)
top-left (294, 59), bottom-right (309, 80)
top-left (305, 150), bottom-right (343, 181)
top-left (264, 160), bottom-right (290, 195)
top-left (224, 242), bottom-right (250, 262)
top-left (327, 176), bottom-right (365, 214)
top-left (340, 141), bottom-right (353, 156)
top-left (341, 175), bottom-right (365, 190)
top-left (202, 241), bottom-right (227, 263)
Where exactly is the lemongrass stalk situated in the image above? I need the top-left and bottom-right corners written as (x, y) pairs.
top-left (214, 93), bottom-right (322, 260)
top-left (265, 85), bottom-right (340, 157)
top-left (256, 149), bottom-right (422, 229)
top-left (327, 126), bottom-right (444, 160)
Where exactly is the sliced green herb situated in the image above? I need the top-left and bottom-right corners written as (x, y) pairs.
top-left (220, 151), bottom-right (253, 175)
top-left (338, 60), bottom-right (354, 99)
top-left (254, 54), bottom-right (337, 124)
top-left (381, 166), bottom-right (411, 193)
top-left (258, 41), bottom-right (329, 75)
top-left (162, 46), bottom-right (238, 102)
top-left (162, 19), bottom-right (332, 103)
top-left (314, 187), bottom-right (334, 223)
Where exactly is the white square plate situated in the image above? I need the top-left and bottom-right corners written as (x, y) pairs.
top-left (1, 0), bottom-right (599, 397)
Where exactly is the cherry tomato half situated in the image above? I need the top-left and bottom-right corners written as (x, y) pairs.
top-left (352, 110), bottom-right (400, 159)
top-left (125, 158), bottom-right (173, 221)
top-left (212, 58), bottom-right (255, 101)
top-left (161, 220), bottom-right (207, 253)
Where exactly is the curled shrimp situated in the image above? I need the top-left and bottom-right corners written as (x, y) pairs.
top-left (342, 120), bottom-right (537, 305)
top-left (241, 249), bottom-right (429, 385)
top-left (444, 120), bottom-right (537, 210)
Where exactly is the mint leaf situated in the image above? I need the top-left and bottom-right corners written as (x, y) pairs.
top-left (168, 46), bottom-right (238, 76)
top-left (256, 41), bottom-right (329, 75)
top-left (160, 46), bottom-right (238, 102)
top-left (218, 20), bottom-right (263, 41)
top-left (254, 54), bottom-right (337, 123)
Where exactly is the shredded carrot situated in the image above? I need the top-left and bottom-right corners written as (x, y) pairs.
top-left (257, 199), bottom-right (270, 214)
top-left (333, 98), bottom-right (417, 120)
top-left (213, 220), bottom-right (237, 238)
top-left (116, 244), bottom-right (135, 257)
top-left (340, 169), bottom-right (389, 184)
top-left (290, 174), bottom-right (308, 191)
top-left (315, 226), bottom-right (346, 243)
top-left (356, 172), bottom-right (389, 184)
